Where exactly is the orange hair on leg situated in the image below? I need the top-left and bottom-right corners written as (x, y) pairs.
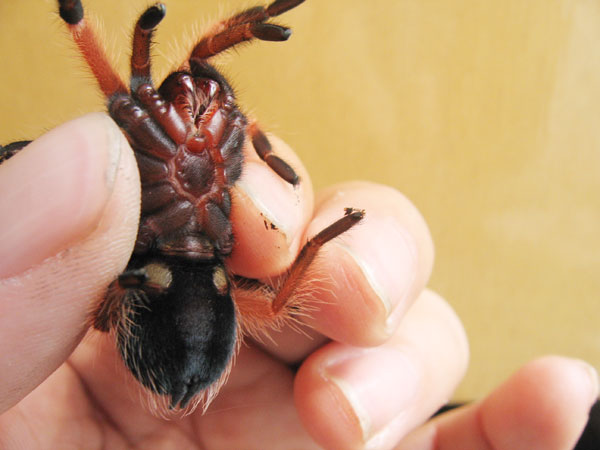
top-left (65, 20), bottom-right (127, 98)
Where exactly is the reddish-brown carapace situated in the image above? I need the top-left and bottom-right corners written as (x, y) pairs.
top-left (0, 0), bottom-right (364, 413)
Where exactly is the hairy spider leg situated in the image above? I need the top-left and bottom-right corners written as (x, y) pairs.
top-left (92, 268), bottom-right (152, 332)
top-left (272, 209), bottom-right (365, 312)
top-left (234, 209), bottom-right (365, 335)
top-left (130, 4), bottom-right (165, 84)
top-left (248, 122), bottom-right (299, 185)
top-left (57, 0), bottom-right (127, 98)
top-left (127, 5), bottom-right (189, 144)
top-left (189, 0), bottom-right (305, 60)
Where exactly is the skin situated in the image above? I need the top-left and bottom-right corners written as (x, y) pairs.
top-left (0, 113), bottom-right (596, 449)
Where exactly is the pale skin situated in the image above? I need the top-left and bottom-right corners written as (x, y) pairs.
top-left (0, 113), bottom-right (596, 449)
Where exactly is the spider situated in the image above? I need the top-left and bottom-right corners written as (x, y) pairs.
top-left (0, 0), bottom-right (364, 413)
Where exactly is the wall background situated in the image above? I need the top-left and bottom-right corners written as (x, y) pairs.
top-left (1, 0), bottom-right (598, 401)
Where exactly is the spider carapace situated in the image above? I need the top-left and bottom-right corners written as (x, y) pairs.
top-left (0, 0), bottom-right (364, 412)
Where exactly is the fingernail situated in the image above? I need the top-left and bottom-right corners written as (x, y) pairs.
top-left (324, 348), bottom-right (419, 442)
top-left (237, 160), bottom-right (302, 242)
top-left (337, 215), bottom-right (418, 330)
top-left (0, 113), bottom-right (122, 278)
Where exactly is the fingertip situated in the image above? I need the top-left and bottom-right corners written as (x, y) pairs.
top-left (409, 356), bottom-right (599, 450)
top-left (479, 356), bottom-right (599, 450)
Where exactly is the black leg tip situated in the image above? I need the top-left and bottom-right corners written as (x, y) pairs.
top-left (252, 23), bottom-right (292, 42)
top-left (344, 208), bottom-right (366, 221)
top-left (139, 3), bottom-right (166, 31)
top-left (58, 0), bottom-right (84, 25)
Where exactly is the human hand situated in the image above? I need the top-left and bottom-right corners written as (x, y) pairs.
top-left (0, 114), bottom-right (596, 449)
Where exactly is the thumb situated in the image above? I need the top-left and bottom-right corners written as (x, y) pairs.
top-left (0, 113), bottom-right (139, 413)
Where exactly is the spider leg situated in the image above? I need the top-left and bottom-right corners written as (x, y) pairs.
top-left (272, 208), bottom-right (365, 312)
top-left (0, 141), bottom-right (31, 164)
top-left (109, 95), bottom-right (177, 159)
top-left (92, 269), bottom-right (148, 332)
top-left (130, 3), bottom-right (166, 88)
top-left (57, 0), bottom-right (127, 98)
top-left (129, 4), bottom-right (189, 143)
top-left (189, 0), bottom-right (305, 61)
top-left (233, 209), bottom-right (365, 334)
top-left (248, 122), bottom-right (299, 185)
top-left (93, 264), bottom-right (174, 332)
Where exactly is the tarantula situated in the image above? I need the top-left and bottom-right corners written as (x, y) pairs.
top-left (0, 0), bottom-right (364, 412)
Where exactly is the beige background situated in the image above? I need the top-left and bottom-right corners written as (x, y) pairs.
top-left (0, 0), bottom-right (598, 402)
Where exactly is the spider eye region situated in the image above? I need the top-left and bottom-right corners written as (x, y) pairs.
top-left (117, 261), bottom-right (237, 409)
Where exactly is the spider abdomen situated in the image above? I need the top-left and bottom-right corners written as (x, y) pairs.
top-left (118, 258), bottom-right (237, 410)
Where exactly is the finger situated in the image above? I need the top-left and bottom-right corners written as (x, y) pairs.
top-left (305, 182), bottom-right (434, 346)
top-left (398, 356), bottom-right (599, 450)
top-left (294, 289), bottom-right (469, 450)
top-left (0, 113), bottom-right (140, 413)
top-left (228, 134), bottom-right (314, 278)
